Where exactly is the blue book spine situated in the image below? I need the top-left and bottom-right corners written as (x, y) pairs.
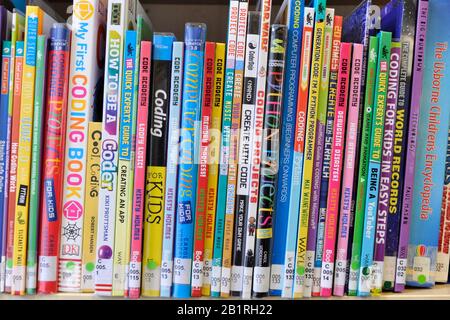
top-left (172, 23), bottom-right (206, 298)
top-left (160, 41), bottom-right (184, 297)
top-left (0, 41), bottom-right (11, 285)
top-left (407, 0), bottom-right (450, 287)
top-left (270, 0), bottom-right (304, 296)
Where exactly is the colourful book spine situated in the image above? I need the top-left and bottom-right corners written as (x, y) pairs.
top-left (172, 23), bottom-right (206, 298)
top-left (128, 41), bottom-right (152, 299)
top-left (160, 41), bottom-right (182, 298)
top-left (95, 0), bottom-right (135, 296)
top-left (27, 34), bottom-right (48, 295)
top-left (371, 42), bottom-right (401, 295)
top-left (230, 11), bottom-right (260, 297)
top-left (270, 0), bottom-right (304, 297)
top-left (348, 35), bottom-right (379, 295)
top-left (211, 0), bottom-right (239, 297)
top-left (112, 29), bottom-right (138, 297)
top-left (0, 41), bottom-right (11, 293)
top-left (5, 41), bottom-right (24, 293)
top-left (60, 0), bottom-right (106, 293)
top-left (406, 0), bottom-right (450, 288)
top-left (191, 42), bottom-right (215, 297)
top-left (221, 0), bottom-right (248, 298)
top-left (396, 0), bottom-right (429, 292)
top-left (252, 24), bottom-right (287, 298)
top-left (202, 42), bottom-right (225, 296)
top-left (313, 14), bottom-right (342, 297)
top-left (293, 0), bottom-right (326, 298)
top-left (241, 0), bottom-right (272, 299)
top-left (437, 129), bottom-right (450, 283)
top-left (281, 7), bottom-right (314, 298)
top-left (12, 6), bottom-right (43, 295)
top-left (81, 122), bottom-right (102, 293)
top-left (358, 31), bottom-right (391, 297)
top-left (305, 8), bottom-right (334, 298)
top-left (330, 42), bottom-right (363, 297)
top-left (320, 42), bottom-right (353, 297)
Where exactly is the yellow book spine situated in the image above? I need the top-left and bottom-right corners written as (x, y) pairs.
top-left (142, 166), bottom-right (166, 296)
top-left (202, 43), bottom-right (225, 296)
top-left (81, 122), bottom-right (102, 293)
top-left (12, 6), bottom-right (43, 296)
top-left (294, 19), bottom-right (326, 299)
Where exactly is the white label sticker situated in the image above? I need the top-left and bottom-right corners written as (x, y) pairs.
top-left (191, 260), bottom-right (203, 289)
top-left (231, 265), bottom-right (243, 292)
top-left (371, 261), bottom-right (383, 291)
top-left (173, 258), bottom-right (191, 285)
top-left (269, 264), bottom-right (283, 291)
top-left (333, 259), bottom-right (346, 287)
top-left (321, 261), bottom-right (334, 289)
top-left (210, 266), bottom-right (221, 294)
top-left (242, 267), bottom-right (253, 299)
top-left (382, 256), bottom-right (396, 285)
top-left (26, 265), bottom-right (37, 291)
top-left (128, 262), bottom-right (141, 289)
top-left (395, 258), bottom-right (407, 285)
top-left (412, 256), bottom-right (430, 284)
top-left (160, 259), bottom-right (173, 288)
top-left (220, 267), bottom-right (231, 295)
top-left (202, 259), bottom-right (212, 285)
top-left (38, 256), bottom-right (57, 282)
top-left (253, 266), bottom-right (270, 294)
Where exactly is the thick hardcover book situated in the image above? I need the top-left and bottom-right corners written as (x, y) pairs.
top-left (281, 7), bottom-right (314, 298)
top-left (60, 0), bottom-right (106, 293)
top-left (379, 0), bottom-right (418, 292)
top-left (141, 32), bottom-right (175, 297)
top-left (320, 42), bottom-right (353, 297)
top-left (95, 0), bottom-right (136, 296)
top-left (371, 42), bottom-right (401, 295)
top-left (406, 0), bottom-right (450, 288)
top-left (172, 23), bottom-right (206, 298)
top-left (128, 41), bottom-right (152, 299)
top-left (396, 0), bottom-right (428, 292)
top-left (230, 10), bottom-right (260, 297)
top-left (191, 41), bottom-right (215, 297)
top-left (270, 0), bottom-right (304, 297)
top-left (241, 0), bottom-right (272, 299)
top-left (202, 43), bottom-right (225, 296)
top-left (293, 0), bottom-right (326, 298)
top-left (211, 0), bottom-right (239, 297)
top-left (305, 8), bottom-right (334, 298)
top-left (252, 24), bottom-right (287, 298)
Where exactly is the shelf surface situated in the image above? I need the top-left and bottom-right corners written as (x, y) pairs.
top-left (1, 285), bottom-right (449, 300)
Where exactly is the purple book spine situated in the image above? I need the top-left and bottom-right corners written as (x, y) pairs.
top-left (371, 43), bottom-right (401, 293)
top-left (395, 0), bottom-right (429, 293)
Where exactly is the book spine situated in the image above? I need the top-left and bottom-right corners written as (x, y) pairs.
top-left (348, 35), bottom-right (379, 296)
top-left (211, 0), bottom-right (239, 297)
top-left (5, 41), bottom-right (24, 293)
top-left (305, 8), bottom-right (334, 298)
top-left (252, 24), bottom-right (287, 298)
top-left (313, 14), bottom-right (342, 297)
top-left (371, 42), bottom-right (401, 295)
top-left (241, 0), bottom-right (272, 299)
top-left (358, 31), bottom-right (391, 297)
top-left (112, 29), bottom-right (138, 296)
top-left (230, 11), bottom-right (259, 297)
top-left (191, 42), bottom-right (215, 297)
top-left (293, 0), bottom-right (326, 298)
top-left (12, 6), bottom-right (43, 295)
top-left (202, 42), bottom-right (225, 296)
top-left (159, 41), bottom-right (182, 298)
top-left (27, 34), bottom-right (47, 295)
top-left (128, 41), bottom-right (152, 299)
top-left (406, 0), bottom-right (450, 288)
top-left (0, 41), bottom-right (11, 293)
top-left (270, 0), bottom-right (304, 297)
top-left (172, 23), bottom-right (206, 298)
top-left (81, 122), bottom-right (102, 293)
top-left (396, 0), bottom-right (429, 292)
top-left (60, 0), bottom-right (106, 292)
top-left (220, 0), bottom-right (248, 298)
top-left (281, 7), bottom-right (314, 298)
top-left (95, 0), bottom-right (132, 296)
top-left (320, 42), bottom-right (353, 297)
top-left (437, 129), bottom-right (450, 283)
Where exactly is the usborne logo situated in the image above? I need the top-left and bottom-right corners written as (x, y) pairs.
top-left (74, 0), bottom-right (95, 21)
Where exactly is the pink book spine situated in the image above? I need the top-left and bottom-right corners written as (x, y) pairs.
top-left (333, 43), bottom-right (363, 296)
top-left (320, 42), bottom-right (352, 297)
top-left (127, 41), bottom-right (152, 299)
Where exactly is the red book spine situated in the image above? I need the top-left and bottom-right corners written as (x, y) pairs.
top-left (37, 26), bottom-right (71, 294)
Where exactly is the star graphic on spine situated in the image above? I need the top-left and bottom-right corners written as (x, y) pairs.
top-left (63, 223), bottom-right (81, 241)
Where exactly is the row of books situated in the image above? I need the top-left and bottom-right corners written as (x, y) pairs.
top-left (0, 0), bottom-right (449, 299)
